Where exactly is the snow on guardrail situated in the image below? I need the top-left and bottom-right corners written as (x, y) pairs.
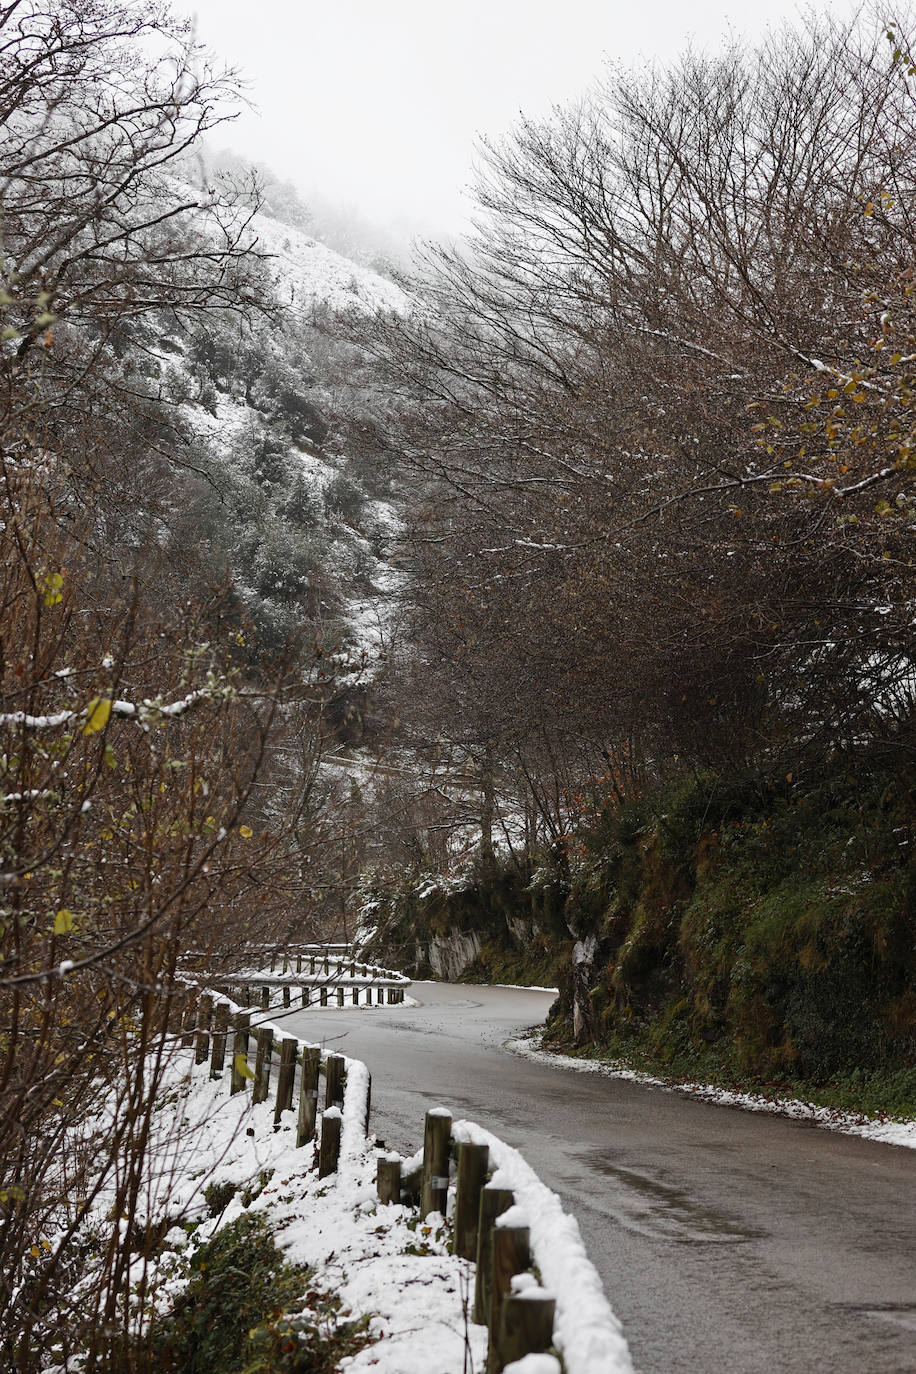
top-left (187, 980), bottom-right (632, 1373)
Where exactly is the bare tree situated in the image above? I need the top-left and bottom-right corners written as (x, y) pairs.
top-left (359, 7), bottom-right (916, 810)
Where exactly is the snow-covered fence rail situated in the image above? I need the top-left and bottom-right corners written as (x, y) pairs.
top-left (181, 952), bottom-right (410, 1014)
top-left (174, 986), bottom-right (631, 1374)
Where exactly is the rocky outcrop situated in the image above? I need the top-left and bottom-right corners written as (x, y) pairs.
top-left (417, 930), bottom-right (483, 982)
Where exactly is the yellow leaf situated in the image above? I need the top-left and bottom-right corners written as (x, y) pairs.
top-left (54, 909), bottom-right (75, 935)
top-left (42, 571), bottom-right (64, 607)
top-left (239, 825), bottom-right (253, 839)
top-left (234, 1053), bottom-right (255, 1080)
top-left (83, 698), bottom-right (112, 736)
top-left (864, 201), bottom-right (875, 216)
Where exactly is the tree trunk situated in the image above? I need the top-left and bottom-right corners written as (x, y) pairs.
top-left (480, 742), bottom-right (495, 863)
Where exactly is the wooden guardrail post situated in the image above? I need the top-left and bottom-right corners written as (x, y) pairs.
top-left (260, 985), bottom-right (269, 1009)
top-left (167, 989), bottom-right (184, 1036)
top-left (377, 1153), bottom-right (401, 1204)
top-left (351, 986), bottom-right (359, 1005)
top-left (195, 993), bottom-right (213, 1064)
top-left (297, 1046), bottom-right (320, 1146)
top-left (493, 1287), bottom-right (557, 1372)
top-left (231, 1012), bottom-right (250, 1094)
top-left (455, 1142), bottom-right (489, 1260)
top-left (253, 1027), bottom-right (273, 1105)
top-left (320, 986), bottom-right (328, 1007)
top-left (282, 985), bottom-right (291, 1008)
top-left (487, 1221), bottom-right (532, 1374)
top-left (421, 1108), bottom-right (452, 1219)
top-left (324, 1053), bottom-right (345, 1108)
top-left (181, 998), bottom-right (196, 1047)
top-left (210, 1000), bottom-right (229, 1076)
top-left (274, 1037), bottom-right (297, 1124)
top-left (301, 985), bottom-right (310, 1007)
top-left (336, 986), bottom-right (344, 1007)
top-left (318, 1106), bottom-right (342, 1176)
top-left (474, 1186), bottom-right (514, 1324)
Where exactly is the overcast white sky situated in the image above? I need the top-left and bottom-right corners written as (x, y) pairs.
top-left (180, 0), bottom-right (861, 241)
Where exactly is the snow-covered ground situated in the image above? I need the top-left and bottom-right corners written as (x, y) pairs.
top-left (254, 212), bottom-right (407, 317)
top-left (509, 1033), bottom-right (916, 1151)
top-left (75, 1048), bottom-right (486, 1374)
top-left (61, 1011), bottom-right (631, 1374)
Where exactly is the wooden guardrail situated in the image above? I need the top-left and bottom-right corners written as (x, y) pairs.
top-left (184, 950), bottom-right (410, 1004)
top-left (173, 982), bottom-right (624, 1374)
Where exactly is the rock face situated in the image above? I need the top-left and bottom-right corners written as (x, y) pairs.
top-left (571, 935), bottom-right (597, 1045)
top-left (417, 931), bottom-right (483, 982)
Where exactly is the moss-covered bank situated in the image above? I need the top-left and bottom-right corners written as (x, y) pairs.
top-left (561, 760), bottom-right (916, 1086)
top-left (367, 753), bottom-right (915, 1105)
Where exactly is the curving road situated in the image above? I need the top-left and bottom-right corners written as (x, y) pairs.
top-left (284, 981), bottom-right (916, 1374)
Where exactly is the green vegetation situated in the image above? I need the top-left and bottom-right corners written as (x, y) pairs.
top-left (372, 752), bottom-right (915, 1117)
top-left (570, 758), bottom-right (915, 1082)
top-left (146, 1213), bottom-right (369, 1374)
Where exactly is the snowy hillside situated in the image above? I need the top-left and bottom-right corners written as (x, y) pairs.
top-left (149, 193), bottom-right (411, 708)
top-left (253, 211), bottom-right (406, 316)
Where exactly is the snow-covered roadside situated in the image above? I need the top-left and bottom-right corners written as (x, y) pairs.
top-left (62, 1007), bottom-right (632, 1374)
top-left (491, 984), bottom-right (559, 995)
top-left (73, 1046), bottom-right (487, 1374)
top-left (508, 1033), bottom-right (916, 1151)
top-left (451, 1121), bottom-right (632, 1374)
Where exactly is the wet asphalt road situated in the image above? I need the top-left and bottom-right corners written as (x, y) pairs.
top-left (283, 981), bottom-right (916, 1374)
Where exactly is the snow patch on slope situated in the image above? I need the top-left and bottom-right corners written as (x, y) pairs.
top-left (254, 212), bottom-right (407, 317)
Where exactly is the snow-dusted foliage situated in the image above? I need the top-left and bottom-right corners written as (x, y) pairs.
top-left (141, 190), bottom-right (411, 672)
